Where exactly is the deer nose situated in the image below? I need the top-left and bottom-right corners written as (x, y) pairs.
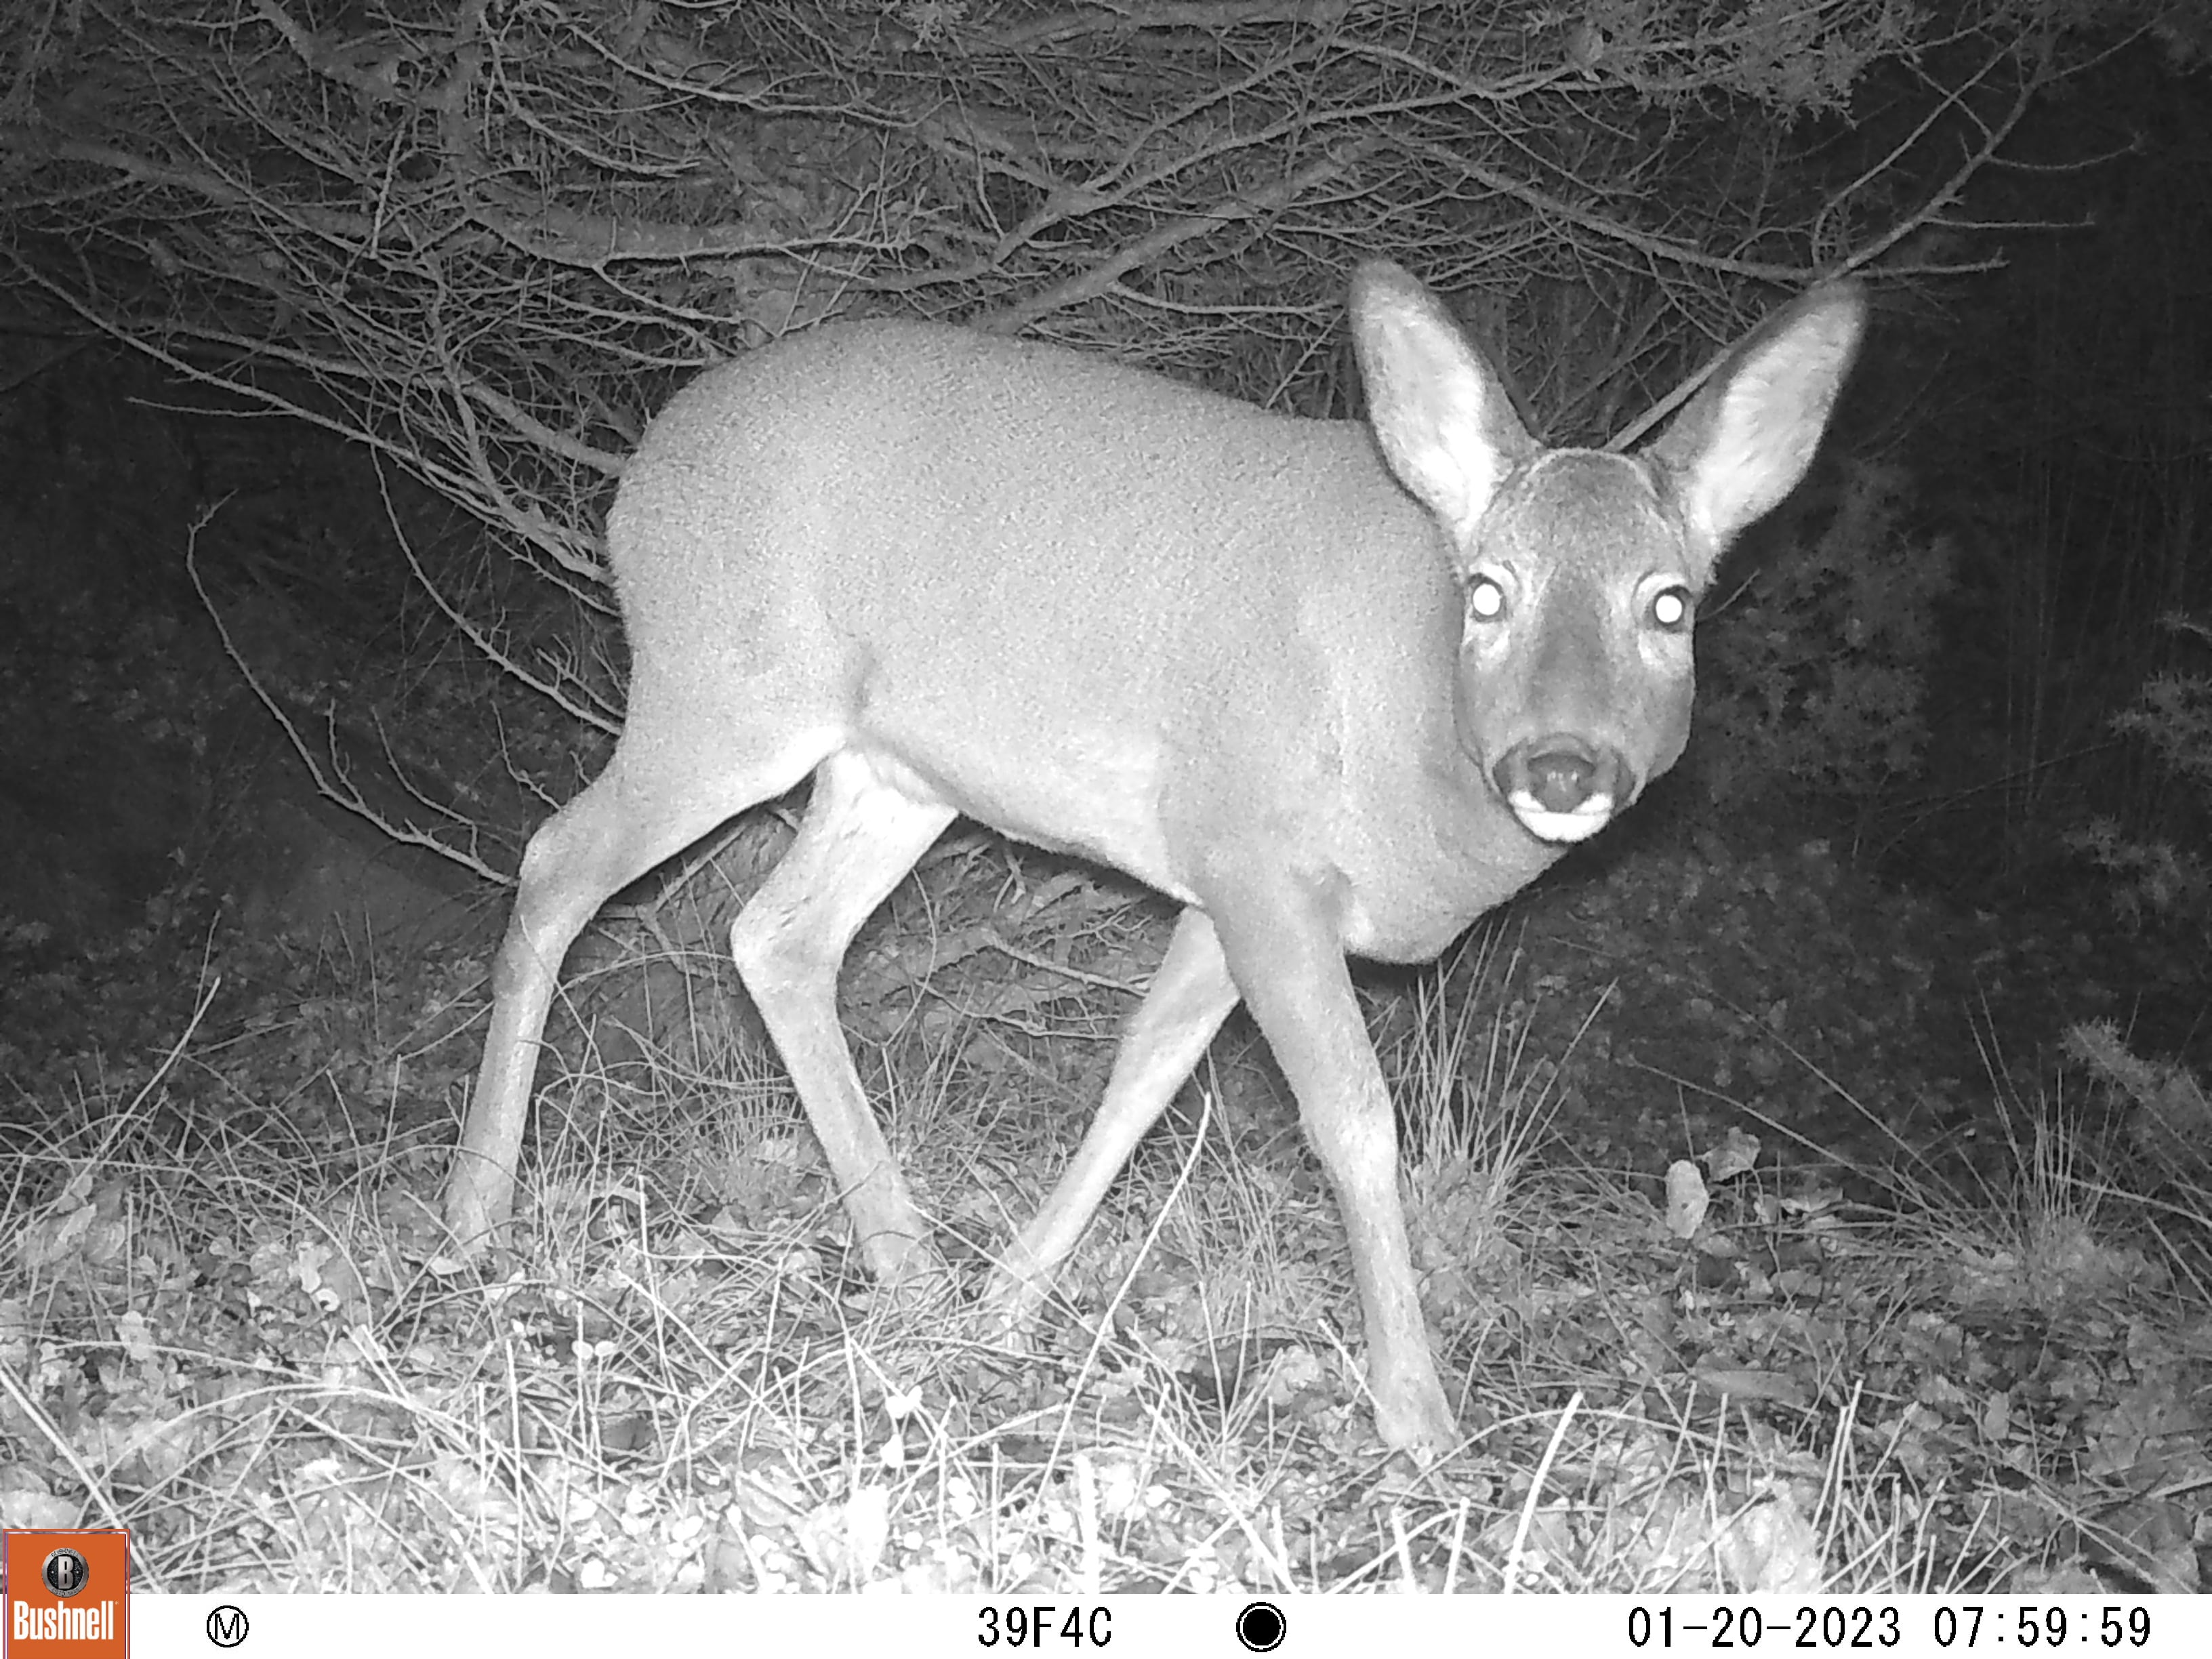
top-left (1492, 737), bottom-right (1637, 844)
top-left (1497, 735), bottom-right (1637, 816)
top-left (1524, 743), bottom-right (1596, 813)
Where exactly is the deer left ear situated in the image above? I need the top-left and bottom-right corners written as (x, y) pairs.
top-left (1647, 284), bottom-right (1866, 548)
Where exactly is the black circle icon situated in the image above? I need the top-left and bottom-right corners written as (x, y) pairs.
top-left (1236, 1599), bottom-right (1286, 1652)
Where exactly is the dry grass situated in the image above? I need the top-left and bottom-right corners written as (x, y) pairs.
top-left (1, 920), bottom-right (2205, 1593)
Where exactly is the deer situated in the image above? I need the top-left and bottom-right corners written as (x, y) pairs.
top-left (443, 262), bottom-right (1864, 1459)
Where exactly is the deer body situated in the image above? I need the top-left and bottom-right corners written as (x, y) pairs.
top-left (617, 321), bottom-right (1551, 949)
top-left (449, 266), bottom-right (1864, 1458)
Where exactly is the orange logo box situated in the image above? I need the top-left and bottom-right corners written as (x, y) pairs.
top-left (3, 1532), bottom-right (127, 1659)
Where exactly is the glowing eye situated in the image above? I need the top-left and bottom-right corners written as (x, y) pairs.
top-left (1652, 586), bottom-right (1691, 630)
top-left (1469, 577), bottom-right (1506, 621)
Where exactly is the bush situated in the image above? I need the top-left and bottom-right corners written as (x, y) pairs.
top-left (1692, 459), bottom-right (1954, 814)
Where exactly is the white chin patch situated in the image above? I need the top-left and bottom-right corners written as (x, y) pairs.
top-left (1510, 798), bottom-right (1617, 845)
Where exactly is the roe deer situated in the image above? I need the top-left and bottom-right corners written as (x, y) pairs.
top-left (446, 262), bottom-right (1863, 1458)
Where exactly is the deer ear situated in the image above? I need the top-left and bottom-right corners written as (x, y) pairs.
top-left (1647, 284), bottom-right (1865, 548)
top-left (1351, 260), bottom-right (1538, 546)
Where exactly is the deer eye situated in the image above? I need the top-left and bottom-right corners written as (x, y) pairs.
top-left (1650, 586), bottom-right (1692, 631)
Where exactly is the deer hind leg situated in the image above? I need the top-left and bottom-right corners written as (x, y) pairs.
top-left (982, 907), bottom-right (1242, 1332)
top-left (449, 716), bottom-right (822, 1247)
top-left (729, 747), bottom-right (956, 1285)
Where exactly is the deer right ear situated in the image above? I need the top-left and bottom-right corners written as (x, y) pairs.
top-left (1351, 261), bottom-right (1537, 546)
top-left (1646, 283), bottom-right (1866, 550)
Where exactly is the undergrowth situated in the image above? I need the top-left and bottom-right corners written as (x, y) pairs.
top-left (3, 916), bottom-right (2203, 1593)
